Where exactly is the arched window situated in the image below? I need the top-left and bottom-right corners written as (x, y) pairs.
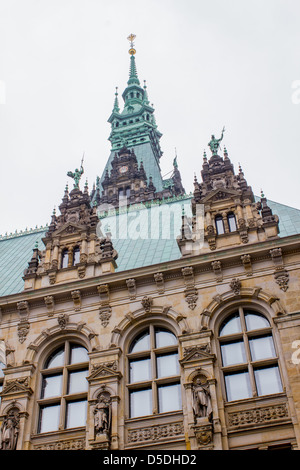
top-left (37, 342), bottom-right (89, 434)
top-left (227, 212), bottom-right (237, 232)
top-left (61, 249), bottom-right (69, 269)
top-left (215, 215), bottom-right (225, 235)
top-left (127, 326), bottom-right (181, 418)
top-left (218, 309), bottom-right (282, 402)
top-left (73, 246), bottom-right (80, 266)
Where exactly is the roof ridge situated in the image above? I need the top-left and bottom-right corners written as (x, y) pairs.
top-left (0, 225), bottom-right (48, 241)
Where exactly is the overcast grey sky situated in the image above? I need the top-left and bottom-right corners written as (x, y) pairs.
top-left (0, 0), bottom-right (299, 235)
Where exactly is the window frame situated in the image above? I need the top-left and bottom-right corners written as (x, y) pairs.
top-left (36, 341), bottom-right (89, 434)
top-left (126, 325), bottom-right (181, 418)
top-left (217, 307), bottom-right (283, 402)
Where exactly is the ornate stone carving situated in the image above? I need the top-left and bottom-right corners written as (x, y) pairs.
top-left (17, 321), bottom-right (30, 344)
top-left (1, 377), bottom-right (32, 397)
top-left (34, 438), bottom-right (85, 450)
top-left (48, 270), bottom-right (57, 285)
top-left (193, 425), bottom-right (213, 447)
top-left (77, 264), bottom-right (86, 279)
top-left (92, 361), bottom-right (118, 373)
top-left (228, 403), bottom-right (288, 428)
top-left (126, 279), bottom-right (136, 299)
top-left (44, 295), bottom-right (55, 315)
top-left (211, 260), bottom-right (222, 281)
top-left (99, 306), bottom-right (112, 327)
top-left (184, 288), bottom-right (198, 310)
top-left (71, 290), bottom-right (81, 311)
top-left (241, 254), bottom-right (252, 276)
top-left (97, 284), bottom-right (110, 304)
top-left (127, 422), bottom-right (184, 444)
top-left (181, 266), bottom-right (195, 286)
top-left (141, 296), bottom-right (152, 313)
top-left (16, 301), bottom-right (29, 320)
top-left (229, 278), bottom-right (241, 295)
top-left (57, 313), bottom-right (69, 330)
top-left (0, 408), bottom-right (20, 450)
top-left (270, 247), bottom-right (283, 266)
top-left (154, 272), bottom-right (165, 294)
top-left (274, 269), bottom-right (289, 292)
top-left (97, 284), bottom-right (112, 326)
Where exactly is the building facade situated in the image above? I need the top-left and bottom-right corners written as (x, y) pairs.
top-left (0, 37), bottom-right (300, 451)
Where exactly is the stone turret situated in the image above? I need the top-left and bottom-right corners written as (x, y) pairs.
top-left (177, 130), bottom-right (279, 256)
top-left (23, 164), bottom-right (118, 290)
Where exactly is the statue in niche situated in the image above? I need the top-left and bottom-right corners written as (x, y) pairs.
top-left (192, 377), bottom-right (212, 421)
top-left (0, 409), bottom-right (20, 450)
top-left (93, 392), bottom-right (111, 438)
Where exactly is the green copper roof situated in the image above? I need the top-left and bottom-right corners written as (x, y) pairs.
top-left (0, 198), bottom-right (300, 298)
top-left (0, 228), bottom-right (46, 297)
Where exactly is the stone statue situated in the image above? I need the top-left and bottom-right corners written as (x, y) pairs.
top-left (208, 127), bottom-right (225, 155)
top-left (94, 394), bottom-right (111, 437)
top-left (67, 157), bottom-right (84, 189)
top-left (0, 409), bottom-right (20, 450)
top-left (192, 378), bottom-right (212, 420)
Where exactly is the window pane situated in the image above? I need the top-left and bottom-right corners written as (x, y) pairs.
top-left (254, 366), bottom-right (282, 396)
top-left (221, 341), bottom-right (246, 366)
top-left (249, 335), bottom-right (276, 361)
top-left (39, 404), bottom-right (60, 433)
top-left (129, 358), bottom-right (151, 383)
top-left (219, 313), bottom-right (241, 336)
top-left (155, 328), bottom-right (177, 348)
top-left (68, 369), bottom-right (88, 394)
top-left (66, 400), bottom-right (87, 428)
top-left (158, 383), bottom-right (181, 413)
top-left (215, 217), bottom-right (225, 235)
top-left (228, 214), bottom-right (237, 232)
top-left (70, 345), bottom-right (89, 364)
top-left (157, 353), bottom-right (179, 378)
top-left (130, 388), bottom-right (152, 418)
top-left (130, 330), bottom-right (150, 353)
top-left (225, 371), bottom-right (252, 401)
top-left (245, 312), bottom-right (270, 330)
top-left (41, 374), bottom-right (62, 398)
top-left (45, 347), bottom-right (64, 369)
top-left (0, 362), bottom-right (5, 378)
top-left (61, 250), bottom-right (69, 269)
top-left (73, 248), bottom-right (80, 265)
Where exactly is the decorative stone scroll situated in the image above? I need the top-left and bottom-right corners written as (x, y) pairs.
top-left (127, 422), bottom-right (184, 444)
top-left (228, 403), bottom-right (288, 428)
top-left (34, 438), bottom-right (85, 450)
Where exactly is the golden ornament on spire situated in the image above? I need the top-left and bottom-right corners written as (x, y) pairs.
top-left (127, 33), bottom-right (136, 55)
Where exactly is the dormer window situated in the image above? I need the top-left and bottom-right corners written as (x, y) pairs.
top-left (73, 246), bottom-right (80, 266)
top-left (227, 213), bottom-right (237, 232)
top-left (61, 249), bottom-right (69, 269)
top-left (215, 215), bottom-right (225, 235)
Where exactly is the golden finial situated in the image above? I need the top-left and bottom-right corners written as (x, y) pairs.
top-left (127, 33), bottom-right (136, 55)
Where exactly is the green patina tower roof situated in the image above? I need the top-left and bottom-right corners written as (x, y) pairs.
top-left (100, 36), bottom-right (164, 192)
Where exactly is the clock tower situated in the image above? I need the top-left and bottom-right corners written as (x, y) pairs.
top-left (93, 35), bottom-right (185, 208)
